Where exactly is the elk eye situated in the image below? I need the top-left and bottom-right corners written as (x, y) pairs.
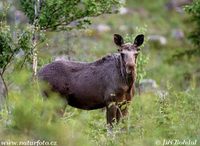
top-left (118, 48), bottom-right (122, 52)
top-left (135, 52), bottom-right (139, 57)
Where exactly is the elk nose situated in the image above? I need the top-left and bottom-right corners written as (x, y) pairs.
top-left (126, 63), bottom-right (135, 73)
top-left (128, 65), bottom-right (134, 70)
top-left (126, 63), bottom-right (135, 70)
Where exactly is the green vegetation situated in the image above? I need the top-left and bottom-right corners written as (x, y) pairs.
top-left (184, 0), bottom-right (200, 56)
top-left (0, 0), bottom-right (200, 146)
top-left (20, 0), bottom-right (121, 30)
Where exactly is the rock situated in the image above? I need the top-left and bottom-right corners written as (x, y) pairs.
top-left (138, 79), bottom-right (169, 98)
top-left (69, 21), bottom-right (80, 27)
top-left (134, 8), bottom-right (149, 17)
top-left (0, 75), bottom-right (6, 109)
top-left (118, 7), bottom-right (129, 15)
top-left (139, 79), bottom-right (158, 93)
top-left (55, 55), bottom-right (71, 61)
top-left (15, 49), bottom-right (25, 58)
top-left (7, 7), bottom-right (28, 24)
top-left (171, 29), bottom-right (184, 39)
top-left (166, 0), bottom-right (192, 13)
top-left (95, 24), bottom-right (111, 33)
top-left (119, 25), bottom-right (128, 32)
top-left (148, 35), bottom-right (167, 45)
top-left (14, 10), bottom-right (28, 24)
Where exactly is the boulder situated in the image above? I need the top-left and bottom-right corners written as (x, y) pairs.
top-left (95, 24), bottom-right (111, 33)
top-left (118, 7), bottom-right (129, 15)
top-left (171, 29), bottom-right (184, 40)
top-left (148, 35), bottom-right (167, 45)
top-left (166, 0), bottom-right (192, 13)
top-left (138, 79), bottom-right (169, 100)
top-left (139, 79), bottom-right (158, 93)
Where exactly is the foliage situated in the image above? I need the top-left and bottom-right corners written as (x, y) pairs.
top-left (136, 53), bottom-right (149, 84)
top-left (0, 70), bottom-right (91, 146)
top-left (0, 23), bottom-right (33, 74)
top-left (0, 24), bottom-right (14, 71)
top-left (181, 0), bottom-right (200, 56)
top-left (0, 1), bottom-right (33, 75)
top-left (0, 71), bottom-right (199, 146)
top-left (19, 0), bottom-right (121, 30)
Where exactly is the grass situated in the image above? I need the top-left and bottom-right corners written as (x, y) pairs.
top-left (1, 73), bottom-right (199, 145)
top-left (0, 0), bottom-right (200, 145)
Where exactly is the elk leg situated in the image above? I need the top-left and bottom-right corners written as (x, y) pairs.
top-left (116, 107), bottom-right (123, 123)
top-left (106, 102), bottom-right (117, 127)
top-left (116, 101), bottom-right (129, 122)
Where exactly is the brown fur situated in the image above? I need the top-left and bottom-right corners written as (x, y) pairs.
top-left (38, 34), bottom-right (144, 126)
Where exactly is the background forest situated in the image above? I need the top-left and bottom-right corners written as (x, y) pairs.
top-left (0, 0), bottom-right (200, 146)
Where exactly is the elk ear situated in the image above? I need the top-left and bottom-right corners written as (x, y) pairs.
top-left (134, 34), bottom-right (144, 47)
top-left (114, 34), bottom-right (124, 47)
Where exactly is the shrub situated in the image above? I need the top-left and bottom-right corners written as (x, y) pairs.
top-left (183, 0), bottom-right (200, 56)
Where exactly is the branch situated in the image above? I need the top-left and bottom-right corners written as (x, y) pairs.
top-left (43, 1), bottom-right (81, 29)
top-left (43, 7), bottom-right (114, 30)
top-left (1, 51), bottom-right (15, 75)
top-left (20, 52), bottom-right (30, 69)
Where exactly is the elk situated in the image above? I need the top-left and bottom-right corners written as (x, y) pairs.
top-left (38, 34), bottom-right (144, 126)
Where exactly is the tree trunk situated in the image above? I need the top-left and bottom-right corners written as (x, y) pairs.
top-left (32, 36), bottom-right (38, 79)
top-left (32, 0), bottom-right (41, 79)
top-left (0, 73), bottom-right (7, 109)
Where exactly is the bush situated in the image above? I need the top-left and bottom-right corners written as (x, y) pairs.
top-left (0, 70), bottom-right (92, 146)
top-left (184, 0), bottom-right (200, 56)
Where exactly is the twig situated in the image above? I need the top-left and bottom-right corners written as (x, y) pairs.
top-left (2, 52), bottom-right (15, 75)
top-left (20, 52), bottom-right (30, 69)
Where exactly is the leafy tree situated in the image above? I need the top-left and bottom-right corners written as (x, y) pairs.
top-left (19, 0), bottom-right (121, 30)
top-left (18, 0), bottom-right (121, 78)
top-left (0, 22), bottom-right (33, 95)
top-left (0, 2), bottom-right (33, 96)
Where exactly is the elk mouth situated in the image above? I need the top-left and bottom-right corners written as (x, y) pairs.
top-left (126, 68), bottom-right (132, 74)
top-left (125, 66), bottom-right (134, 74)
top-left (126, 68), bottom-right (134, 75)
